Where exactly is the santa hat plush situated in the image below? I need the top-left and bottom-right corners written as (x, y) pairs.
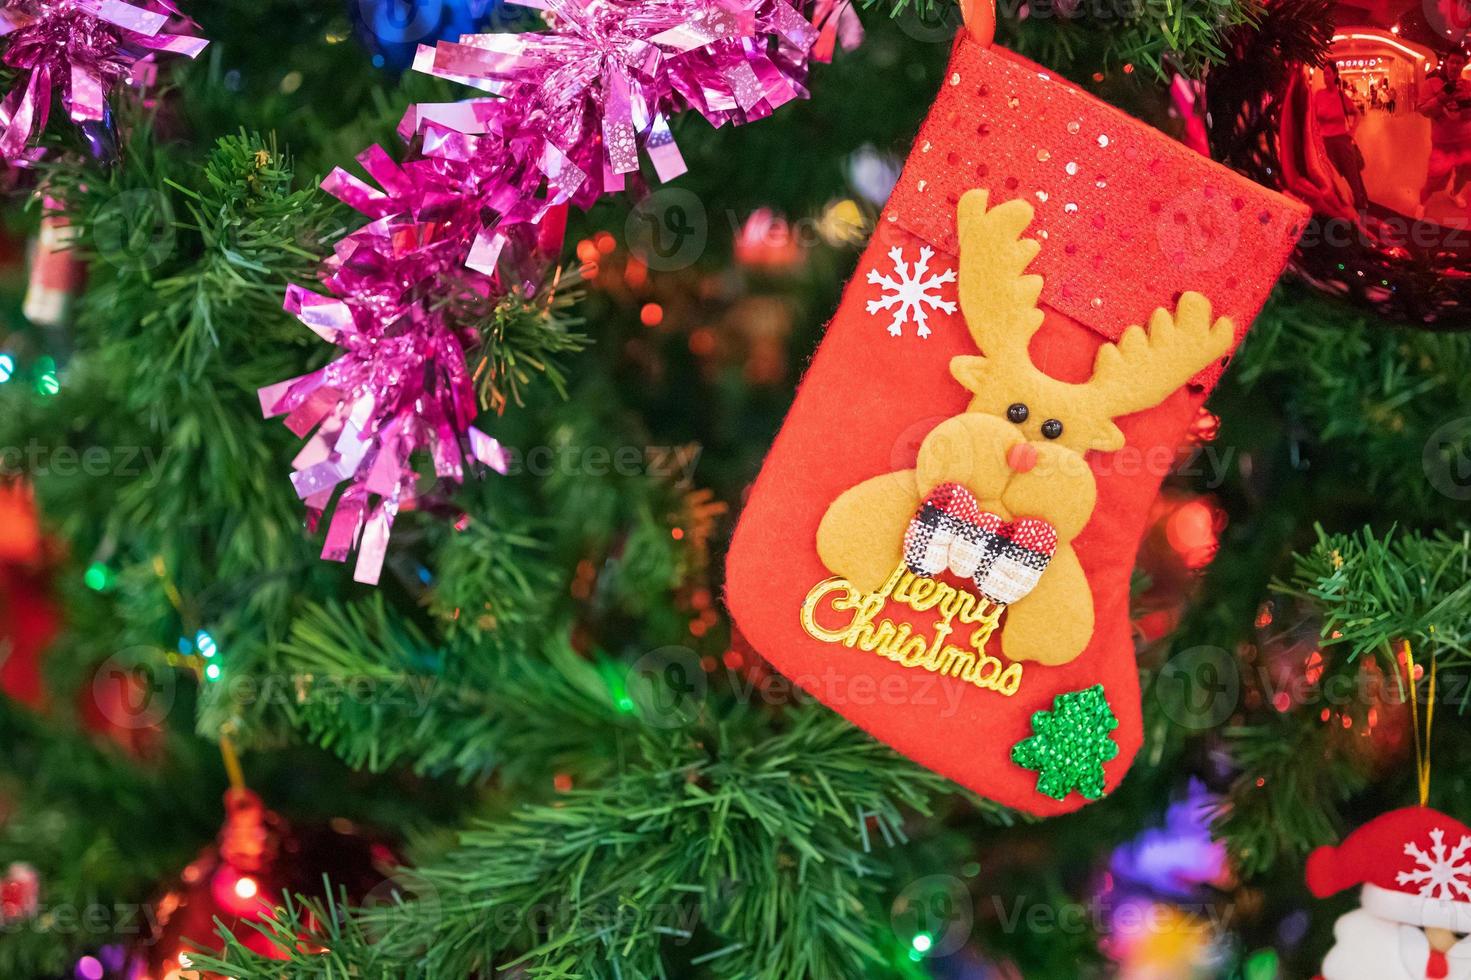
top-left (1308, 806), bottom-right (1471, 933)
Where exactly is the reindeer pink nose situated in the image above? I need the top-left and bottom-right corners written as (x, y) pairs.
top-left (1007, 443), bottom-right (1038, 473)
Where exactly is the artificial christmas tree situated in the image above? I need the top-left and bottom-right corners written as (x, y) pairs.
top-left (1, 0), bottom-right (1470, 978)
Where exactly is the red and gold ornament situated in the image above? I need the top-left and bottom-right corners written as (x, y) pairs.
top-left (129, 789), bottom-right (395, 979)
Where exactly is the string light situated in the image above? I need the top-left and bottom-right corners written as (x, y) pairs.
top-left (0, 353), bottom-right (14, 383)
top-left (34, 357), bottom-right (58, 396)
top-left (599, 664), bottom-right (637, 714)
top-left (817, 199), bottom-right (867, 246)
top-left (1245, 949), bottom-right (1281, 980)
top-left (908, 932), bottom-right (934, 961)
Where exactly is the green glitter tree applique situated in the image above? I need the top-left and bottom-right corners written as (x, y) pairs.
top-left (1011, 684), bottom-right (1120, 801)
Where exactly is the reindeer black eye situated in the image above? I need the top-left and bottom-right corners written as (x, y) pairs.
top-left (1007, 403), bottom-right (1029, 423)
top-left (1041, 419), bottom-right (1064, 439)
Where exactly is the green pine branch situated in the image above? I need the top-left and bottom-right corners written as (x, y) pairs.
top-left (192, 712), bottom-right (959, 979)
top-left (1283, 526), bottom-right (1471, 669)
top-left (1214, 525), bottom-right (1471, 874)
top-left (1236, 287), bottom-right (1471, 520)
top-left (864, 0), bottom-right (1261, 78)
top-left (1214, 717), bottom-right (1370, 877)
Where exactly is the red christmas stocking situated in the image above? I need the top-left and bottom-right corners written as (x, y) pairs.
top-left (726, 28), bottom-right (1308, 816)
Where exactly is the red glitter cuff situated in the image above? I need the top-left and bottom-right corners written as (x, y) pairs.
top-left (884, 37), bottom-right (1311, 387)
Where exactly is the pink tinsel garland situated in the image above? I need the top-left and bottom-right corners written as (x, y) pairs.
top-left (263, 0), bottom-right (829, 583)
top-left (0, 0), bottom-right (207, 164)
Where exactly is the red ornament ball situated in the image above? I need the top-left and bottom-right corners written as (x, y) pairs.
top-left (128, 789), bottom-right (395, 979)
top-left (1208, 0), bottom-right (1471, 325)
top-left (0, 863), bottom-right (39, 924)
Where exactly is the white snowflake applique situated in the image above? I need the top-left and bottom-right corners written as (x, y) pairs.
top-left (866, 245), bottom-right (957, 338)
top-left (1398, 827), bottom-right (1471, 901)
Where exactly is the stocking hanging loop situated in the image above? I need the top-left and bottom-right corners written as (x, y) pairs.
top-left (960, 0), bottom-right (996, 46)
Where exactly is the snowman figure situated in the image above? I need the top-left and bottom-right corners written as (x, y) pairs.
top-left (1308, 807), bottom-right (1471, 980)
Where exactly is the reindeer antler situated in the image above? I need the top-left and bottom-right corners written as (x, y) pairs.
top-left (954, 190), bottom-right (1044, 379)
top-left (1086, 291), bottom-right (1234, 419)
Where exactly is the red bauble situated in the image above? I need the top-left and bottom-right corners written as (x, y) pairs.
top-left (1132, 491), bottom-right (1227, 643)
top-left (0, 863), bottom-right (39, 924)
top-left (129, 789), bottom-right (395, 979)
top-left (1209, 0), bottom-right (1471, 325)
top-left (0, 482), bottom-right (56, 709)
top-left (77, 658), bottom-right (166, 760)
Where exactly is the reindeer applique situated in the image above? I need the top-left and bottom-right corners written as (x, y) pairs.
top-left (815, 189), bottom-right (1234, 667)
